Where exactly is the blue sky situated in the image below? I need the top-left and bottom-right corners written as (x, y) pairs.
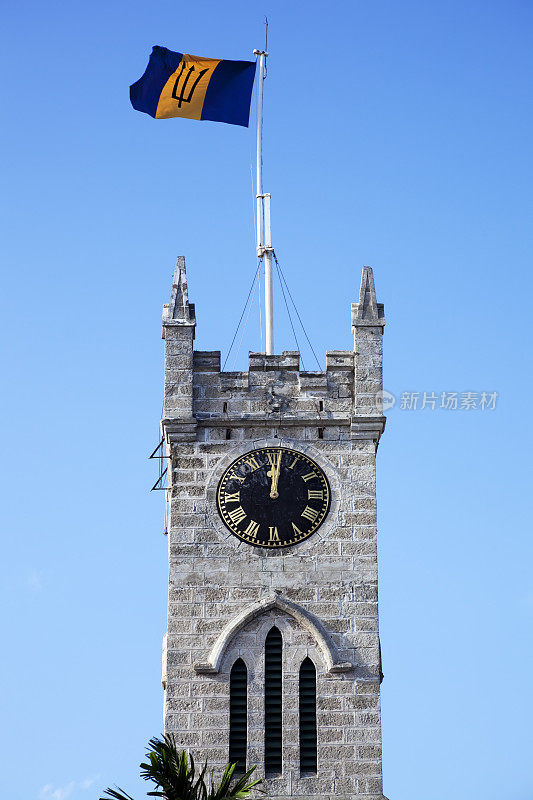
top-left (1, 1), bottom-right (532, 799)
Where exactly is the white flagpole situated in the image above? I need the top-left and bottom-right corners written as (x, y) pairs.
top-left (253, 47), bottom-right (273, 355)
top-left (254, 50), bottom-right (265, 260)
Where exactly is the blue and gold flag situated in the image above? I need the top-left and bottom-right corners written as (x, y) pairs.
top-left (130, 46), bottom-right (256, 127)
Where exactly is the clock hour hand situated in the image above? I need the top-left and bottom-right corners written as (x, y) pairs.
top-left (267, 451), bottom-right (282, 499)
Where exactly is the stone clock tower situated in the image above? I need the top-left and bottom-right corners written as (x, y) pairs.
top-left (160, 256), bottom-right (389, 800)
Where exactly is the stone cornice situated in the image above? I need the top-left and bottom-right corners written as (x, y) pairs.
top-left (161, 419), bottom-right (197, 443)
top-left (161, 414), bottom-right (386, 442)
top-left (194, 413), bottom-right (352, 427)
top-left (351, 416), bottom-right (386, 441)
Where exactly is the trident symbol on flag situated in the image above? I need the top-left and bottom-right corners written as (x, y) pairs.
top-left (171, 62), bottom-right (209, 107)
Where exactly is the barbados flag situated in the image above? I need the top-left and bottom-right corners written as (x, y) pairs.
top-left (130, 46), bottom-right (256, 127)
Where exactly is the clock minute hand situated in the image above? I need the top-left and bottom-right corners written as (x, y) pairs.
top-left (269, 452), bottom-right (282, 499)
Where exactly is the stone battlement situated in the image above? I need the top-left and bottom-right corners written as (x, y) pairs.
top-left (194, 349), bottom-right (356, 374)
top-left (162, 259), bottom-right (385, 444)
top-left (191, 350), bottom-right (355, 420)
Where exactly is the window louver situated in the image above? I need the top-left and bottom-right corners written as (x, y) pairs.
top-left (229, 658), bottom-right (247, 772)
top-left (265, 627), bottom-right (283, 774)
top-left (299, 657), bottom-right (317, 774)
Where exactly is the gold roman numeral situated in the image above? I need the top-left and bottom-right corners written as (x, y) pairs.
top-left (243, 456), bottom-right (260, 471)
top-left (291, 522), bottom-right (304, 536)
top-left (228, 472), bottom-right (245, 483)
top-left (308, 489), bottom-right (323, 500)
top-left (243, 519), bottom-right (260, 538)
top-left (227, 506), bottom-right (246, 525)
top-left (289, 456), bottom-right (299, 469)
top-left (301, 505), bottom-right (319, 523)
top-left (224, 491), bottom-right (240, 504)
top-left (269, 526), bottom-right (280, 542)
top-left (266, 452), bottom-right (277, 467)
top-left (301, 471), bottom-right (317, 482)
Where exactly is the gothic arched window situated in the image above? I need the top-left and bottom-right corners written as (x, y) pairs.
top-left (299, 657), bottom-right (317, 774)
top-left (264, 627), bottom-right (283, 775)
top-left (229, 658), bottom-right (247, 772)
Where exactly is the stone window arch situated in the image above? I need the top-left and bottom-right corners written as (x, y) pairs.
top-left (194, 592), bottom-right (352, 675)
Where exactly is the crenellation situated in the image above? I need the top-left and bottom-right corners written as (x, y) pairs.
top-left (188, 346), bottom-right (373, 423)
top-left (193, 350), bottom-right (221, 370)
top-left (249, 351), bottom-right (300, 371)
top-left (300, 372), bottom-right (328, 389)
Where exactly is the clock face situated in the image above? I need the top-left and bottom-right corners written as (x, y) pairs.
top-left (216, 447), bottom-right (331, 548)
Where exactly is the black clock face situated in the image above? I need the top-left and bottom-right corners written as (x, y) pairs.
top-left (216, 447), bottom-right (331, 548)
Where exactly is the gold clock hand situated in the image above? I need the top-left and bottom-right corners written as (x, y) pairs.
top-left (270, 451), bottom-right (281, 499)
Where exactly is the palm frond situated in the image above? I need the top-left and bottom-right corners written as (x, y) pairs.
top-left (99, 785), bottom-right (136, 800)
top-left (208, 763), bottom-right (262, 800)
top-left (102, 735), bottom-right (261, 800)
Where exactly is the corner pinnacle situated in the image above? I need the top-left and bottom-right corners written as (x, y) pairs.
top-left (163, 256), bottom-right (196, 326)
top-left (351, 266), bottom-right (385, 329)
